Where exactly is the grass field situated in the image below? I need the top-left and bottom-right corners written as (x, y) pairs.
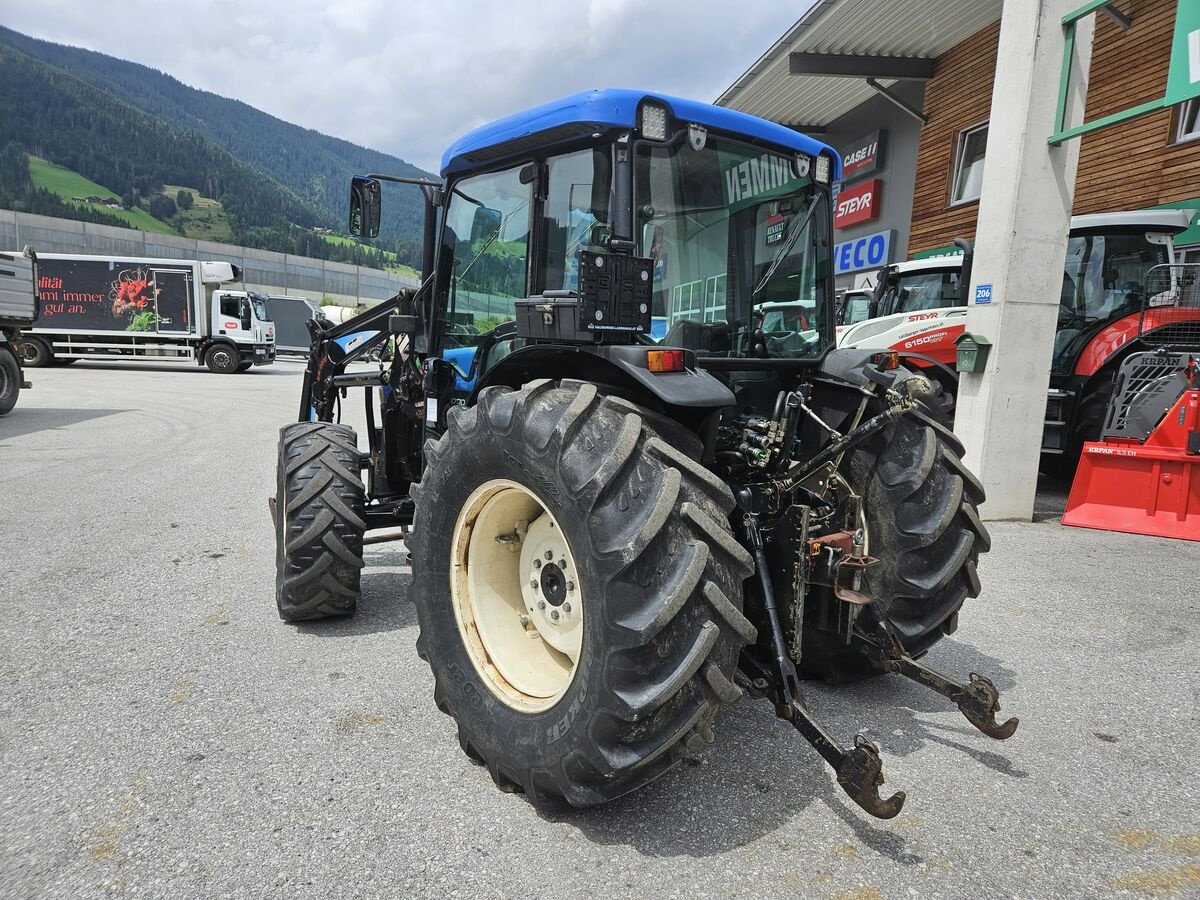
top-left (161, 184), bottom-right (234, 242)
top-left (28, 157), bottom-right (178, 235)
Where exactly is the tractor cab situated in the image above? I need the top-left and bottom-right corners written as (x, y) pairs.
top-left (348, 90), bottom-right (839, 406)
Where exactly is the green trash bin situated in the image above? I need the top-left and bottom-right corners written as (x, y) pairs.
top-left (955, 332), bottom-right (992, 373)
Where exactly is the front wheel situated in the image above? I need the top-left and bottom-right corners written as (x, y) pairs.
top-left (204, 344), bottom-right (239, 374)
top-left (274, 422), bottom-right (365, 621)
top-left (410, 381), bottom-right (755, 807)
top-left (0, 347), bottom-right (20, 415)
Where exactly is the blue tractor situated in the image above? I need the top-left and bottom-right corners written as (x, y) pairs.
top-left (274, 90), bottom-right (1014, 817)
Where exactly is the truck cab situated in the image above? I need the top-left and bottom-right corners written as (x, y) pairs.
top-left (206, 288), bottom-right (276, 370)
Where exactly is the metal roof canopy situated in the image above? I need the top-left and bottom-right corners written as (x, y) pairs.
top-left (717, 0), bottom-right (1005, 128)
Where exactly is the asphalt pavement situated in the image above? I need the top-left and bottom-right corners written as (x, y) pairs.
top-left (1, 360), bottom-right (1197, 899)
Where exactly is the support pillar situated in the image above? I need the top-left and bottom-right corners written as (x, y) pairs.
top-left (954, 0), bottom-right (1096, 520)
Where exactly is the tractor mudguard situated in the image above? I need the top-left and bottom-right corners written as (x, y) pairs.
top-left (819, 348), bottom-right (899, 387)
top-left (471, 343), bottom-right (735, 412)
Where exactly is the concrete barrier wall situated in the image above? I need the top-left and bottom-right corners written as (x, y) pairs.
top-left (0, 209), bottom-right (419, 306)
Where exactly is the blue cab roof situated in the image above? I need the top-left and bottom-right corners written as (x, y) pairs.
top-left (440, 88), bottom-right (840, 179)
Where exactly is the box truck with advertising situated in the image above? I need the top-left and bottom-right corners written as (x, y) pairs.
top-left (0, 247), bottom-right (37, 414)
top-left (19, 254), bottom-right (276, 374)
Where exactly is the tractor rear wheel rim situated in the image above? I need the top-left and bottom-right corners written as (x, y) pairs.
top-left (450, 479), bottom-right (583, 713)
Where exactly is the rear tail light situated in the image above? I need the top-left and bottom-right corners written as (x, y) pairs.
top-left (647, 349), bottom-right (686, 373)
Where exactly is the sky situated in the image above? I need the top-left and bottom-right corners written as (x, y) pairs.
top-left (2, 1), bottom-right (813, 173)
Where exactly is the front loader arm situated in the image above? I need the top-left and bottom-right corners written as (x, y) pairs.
top-left (299, 287), bottom-right (424, 423)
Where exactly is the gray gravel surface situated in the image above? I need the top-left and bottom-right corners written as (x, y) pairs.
top-left (1, 361), bottom-right (1197, 900)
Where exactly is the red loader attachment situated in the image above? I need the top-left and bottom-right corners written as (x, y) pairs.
top-left (1065, 264), bottom-right (1200, 540)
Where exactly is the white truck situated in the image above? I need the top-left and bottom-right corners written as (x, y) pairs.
top-left (0, 247), bottom-right (37, 414)
top-left (19, 254), bottom-right (276, 373)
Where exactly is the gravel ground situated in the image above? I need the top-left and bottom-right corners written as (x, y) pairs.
top-left (1, 361), bottom-right (1197, 900)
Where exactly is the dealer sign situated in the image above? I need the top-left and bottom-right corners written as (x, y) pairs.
top-left (833, 178), bottom-right (882, 230)
top-left (841, 130), bottom-right (886, 182)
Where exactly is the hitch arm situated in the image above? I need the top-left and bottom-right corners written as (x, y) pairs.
top-left (857, 609), bottom-right (1018, 740)
top-left (780, 699), bottom-right (906, 819)
top-left (885, 657), bottom-right (1018, 740)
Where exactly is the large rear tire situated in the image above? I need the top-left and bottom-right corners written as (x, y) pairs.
top-left (802, 411), bottom-right (990, 681)
top-left (409, 380), bottom-right (755, 807)
top-left (274, 422), bottom-right (365, 621)
top-left (0, 346), bottom-right (20, 415)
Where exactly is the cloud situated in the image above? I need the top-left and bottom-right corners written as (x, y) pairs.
top-left (3, 0), bottom-right (806, 172)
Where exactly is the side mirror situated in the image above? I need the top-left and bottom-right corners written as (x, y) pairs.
top-left (349, 176), bottom-right (382, 238)
top-left (470, 206), bottom-right (502, 243)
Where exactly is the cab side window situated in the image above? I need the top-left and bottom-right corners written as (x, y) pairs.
top-left (438, 165), bottom-right (531, 344)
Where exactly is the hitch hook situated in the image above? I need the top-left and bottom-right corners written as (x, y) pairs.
top-left (781, 699), bottom-right (906, 819)
top-left (887, 656), bottom-right (1019, 741)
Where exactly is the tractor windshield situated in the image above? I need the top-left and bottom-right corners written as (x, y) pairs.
top-left (635, 136), bottom-right (833, 359)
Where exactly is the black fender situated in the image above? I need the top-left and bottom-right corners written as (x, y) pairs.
top-left (470, 342), bottom-right (735, 437)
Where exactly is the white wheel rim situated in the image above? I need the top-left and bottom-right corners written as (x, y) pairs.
top-left (450, 479), bottom-right (583, 712)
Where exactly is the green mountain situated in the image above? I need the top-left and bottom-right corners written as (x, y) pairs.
top-left (0, 41), bottom-right (399, 269)
top-left (0, 25), bottom-right (433, 253)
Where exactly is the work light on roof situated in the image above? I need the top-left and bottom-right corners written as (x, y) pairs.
top-left (640, 103), bottom-right (669, 141)
top-left (815, 154), bottom-right (832, 185)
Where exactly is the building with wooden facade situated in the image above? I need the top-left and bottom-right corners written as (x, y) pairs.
top-left (719, 0), bottom-right (1200, 287)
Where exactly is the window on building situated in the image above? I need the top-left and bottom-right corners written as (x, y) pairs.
top-left (1173, 99), bottom-right (1200, 144)
top-left (950, 123), bottom-right (988, 205)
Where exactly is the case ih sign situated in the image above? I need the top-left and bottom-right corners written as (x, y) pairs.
top-left (841, 130), bottom-right (886, 181)
top-left (833, 178), bottom-right (882, 230)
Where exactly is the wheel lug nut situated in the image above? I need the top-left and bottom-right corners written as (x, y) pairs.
top-left (545, 550), bottom-right (554, 561)
top-left (530, 580), bottom-right (539, 590)
top-left (566, 581), bottom-right (575, 592)
top-left (538, 600), bottom-right (546, 610)
top-left (533, 559), bottom-right (542, 569)
top-left (558, 559), bottom-right (566, 569)
top-left (563, 602), bottom-right (571, 613)
top-left (550, 610), bottom-right (560, 621)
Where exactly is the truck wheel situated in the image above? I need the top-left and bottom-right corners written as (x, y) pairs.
top-left (409, 381), bottom-right (755, 807)
top-left (204, 344), bottom-right (239, 374)
top-left (0, 347), bottom-right (20, 416)
top-left (802, 411), bottom-right (990, 681)
top-left (274, 422), bottom-right (365, 621)
top-left (20, 337), bottom-right (52, 368)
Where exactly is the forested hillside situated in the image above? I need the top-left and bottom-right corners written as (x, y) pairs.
top-left (0, 26), bottom-right (433, 254)
top-left (0, 43), bottom-right (398, 269)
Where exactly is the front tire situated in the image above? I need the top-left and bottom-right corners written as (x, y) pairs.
top-left (803, 411), bottom-right (990, 680)
top-left (0, 347), bottom-right (20, 415)
top-left (204, 344), bottom-right (239, 374)
top-left (274, 422), bottom-right (365, 621)
top-left (410, 381), bottom-right (755, 807)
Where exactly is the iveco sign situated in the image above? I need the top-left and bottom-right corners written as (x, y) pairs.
top-left (841, 130), bottom-right (886, 182)
top-left (834, 229), bottom-right (893, 275)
